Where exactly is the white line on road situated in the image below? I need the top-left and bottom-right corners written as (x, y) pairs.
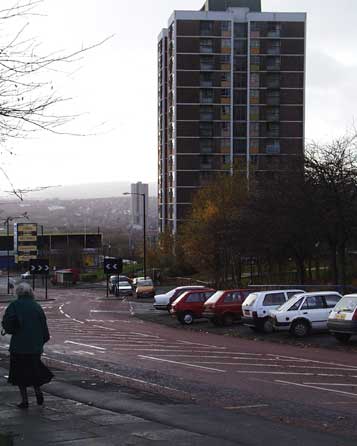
top-left (92, 325), bottom-right (116, 331)
top-left (267, 354), bottom-right (357, 370)
top-left (303, 383), bottom-right (357, 387)
top-left (64, 341), bottom-right (106, 351)
top-left (71, 319), bottom-right (85, 325)
top-left (176, 340), bottom-right (226, 349)
top-left (276, 380), bottom-right (357, 398)
top-left (90, 310), bottom-right (129, 314)
top-left (224, 404), bottom-right (269, 410)
top-left (139, 355), bottom-right (226, 372)
top-left (64, 314), bottom-right (71, 319)
top-left (236, 371), bottom-right (345, 377)
top-left (130, 332), bottom-right (161, 338)
top-left (43, 356), bottom-right (192, 399)
top-left (72, 351), bottom-right (95, 356)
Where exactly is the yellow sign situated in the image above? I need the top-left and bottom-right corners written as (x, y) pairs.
top-left (18, 223), bottom-right (37, 233)
top-left (18, 255), bottom-right (37, 262)
top-left (18, 235), bottom-right (37, 242)
top-left (19, 246), bottom-right (38, 252)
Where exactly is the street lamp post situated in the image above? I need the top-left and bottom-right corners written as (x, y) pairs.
top-left (124, 192), bottom-right (146, 279)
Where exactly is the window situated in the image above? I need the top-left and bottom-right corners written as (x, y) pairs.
top-left (266, 141), bottom-right (280, 154)
top-left (200, 139), bottom-right (214, 154)
top-left (287, 292), bottom-right (301, 299)
top-left (221, 21), bottom-right (231, 33)
top-left (250, 89), bottom-right (259, 104)
top-left (200, 56), bottom-right (214, 71)
top-left (324, 295), bottom-right (341, 309)
top-left (288, 298), bottom-right (304, 311)
top-left (186, 293), bottom-right (201, 303)
top-left (200, 72), bottom-right (213, 87)
top-left (250, 56), bottom-right (260, 71)
top-left (250, 122), bottom-right (259, 137)
top-left (250, 73), bottom-right (260, 88)
top-left (250, 106), bottom-right (259, 121)
top-left (221, 88), bottom-right (230, 97)
top-left (200, 21), bottom-right (213, 36)
top-left (301, 296), bottom-right (325, 310)
top-left (235, 23), bottom-right (247, 38)
top-left (200, 39), bottom-right (213, 53)
top-left (263, 293), bottom-right (286, 306)
top-left (222, 39), bottom-right (231, 49)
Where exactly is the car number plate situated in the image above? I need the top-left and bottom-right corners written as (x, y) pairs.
top-left (244, 310), bottom-right (250, 316)
top-left (335, 313), bottom-right (346, 320)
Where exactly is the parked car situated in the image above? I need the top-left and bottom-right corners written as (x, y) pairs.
top-left (136, 278), bottom-right (155, 298)
top-left (21, 271), bottom-right (32, 280)
top-left (109, 275), bottom-right (130, 294)
top-left (203, 289), bottom-right (254, 326)
top-left (242, 289), bottom-right (304, 333)
top-left (154, 286), bottom-right (207, 312)
top-left (170, 288), bottom-right (215, 325)
top-left (327, 294), bottom-right (357, 343)
top-left (270, 291), bottom-right (343, 338)
top-left (114, 280), bottom-right (133, 297)
top-left (132, 277), bottom-right (145, 290)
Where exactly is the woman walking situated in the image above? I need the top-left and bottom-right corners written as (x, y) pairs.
top-left (1, 282), bottom-right (53, 409)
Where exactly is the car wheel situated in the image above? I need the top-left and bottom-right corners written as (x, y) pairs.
top-left (223, 313), bottom-right (234, 327)
top-left (179, 312), bottom-right (194, 325)
top-left (262, 317), bottom-right (274, 334)
top-left (334, 333), bottom-right (351, 343)
top-left (290, 320), bottom-right (310, 338)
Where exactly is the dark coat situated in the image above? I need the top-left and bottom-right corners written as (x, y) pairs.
top-left (2, 297), bottom-right (50, 354)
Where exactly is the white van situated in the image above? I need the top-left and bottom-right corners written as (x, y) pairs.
top-left (327, 294), bottom-right (357, 343)
top-left (242, 289), bottom-right (304, 333)
top-left (271, 291), bottom-right (342, 337)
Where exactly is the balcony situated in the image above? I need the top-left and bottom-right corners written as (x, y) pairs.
top-left (267, 30), bottom-right (281, 38)
top-left (266, 95), bottom-right (280, 106)
top-left (200, 45), bottom-right (214, 54)
top-left (200, 63), bottom-right (214, 71)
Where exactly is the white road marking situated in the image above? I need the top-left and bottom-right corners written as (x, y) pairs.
top-left (237, 371), bottom-right (345, 377)
top-left (93, 325), bottom-right (116, 331)
top-left (130, 332), bottom-right (161, 338)
top-left (176, 340), bottom-right (226, 349)
top-left (139, 355), bottom-right (226, 372)
top-left (303, 383), bottom-right (357, 387)
top-left (224, 404), bottom-right (269, 410)
top-left (90, 310), bottom-right (129, 314)
top-left (267, 354), bottom-right (357, 370)
top-left (71, 319), bottom-right (84, 325)
top-left (64, 341), bottom-right (106, 351)
top-left (276, 380), bottom-right (357, 398)
top-left (43, 356), bottom-right (192, 399)
top-left (64, 314), bottom-right (71, 319)
top-left (72, 351), bottom-right (95, 356)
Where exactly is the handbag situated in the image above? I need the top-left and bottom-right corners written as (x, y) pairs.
top-left (1, 303), bottom-right (21, 335)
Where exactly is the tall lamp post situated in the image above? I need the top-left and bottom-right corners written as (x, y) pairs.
top-left (123, 192), bottom-right (146, 279)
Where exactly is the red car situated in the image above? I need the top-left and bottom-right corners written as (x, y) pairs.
top-left (202, 289), bottom-right (254, 326)
top-left (170, 288), bottom-right (216, 325)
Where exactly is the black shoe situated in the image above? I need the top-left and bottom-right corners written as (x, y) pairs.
top-left (17, 402), bottom-right (29, 409)
top-left (36, 393), bottom-right (44, 406)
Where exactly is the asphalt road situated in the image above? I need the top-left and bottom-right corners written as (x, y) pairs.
top-left (1, 288), bottom-right (357, 442)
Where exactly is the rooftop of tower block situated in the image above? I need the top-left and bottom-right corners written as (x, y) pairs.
top-left (201, 0), bottom-right (261, 12)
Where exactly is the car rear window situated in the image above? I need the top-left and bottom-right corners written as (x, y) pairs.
top-left (137, 280), bottom-right (153, 287)
top-left (205, 291), bottom-right (224, 303)
top-left (334, 297), bottom-right (357, 313)
top-left (224, 292), bottom-right (242, 303)
top-left (324, 294), bottom-right (341, 308)
top-left (263, 293), bottom-right (286, 306)
top-left (243, 293), bottom-right (257, 306)
top-left (186, 293), bottom-right (202, 303)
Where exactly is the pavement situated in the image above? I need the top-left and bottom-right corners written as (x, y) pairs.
top-left (0, 355), bottom-right (356, 446)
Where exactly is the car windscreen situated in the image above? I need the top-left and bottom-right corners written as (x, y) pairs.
top-left (276, 294), bottom-right (304, 312)
top-left (137, 280), bottom-right (153, 287)
top-left (243, 293), bottom-right (257, 306)
top-left (334, 296), bottom-right (357, 313)
top-left (118, 281), bottom-right (131, 287)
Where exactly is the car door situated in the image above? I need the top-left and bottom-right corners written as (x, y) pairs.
top-left (323, 294), bottom-right (342, 327)
top-left (300, 295), bottom-right (326, 329)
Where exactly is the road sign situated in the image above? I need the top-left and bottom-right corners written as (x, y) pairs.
top-left (104, 257), bottom-right (123, 275)
top-left (14, 222), bottom-right (38, 263)
top-left (29, 259), bottom-right (50, 275)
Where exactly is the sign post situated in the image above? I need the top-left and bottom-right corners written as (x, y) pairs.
top-left (103, 258), bottom-right (123, 297)
top-left (29, 259), bottom-right (50, 300)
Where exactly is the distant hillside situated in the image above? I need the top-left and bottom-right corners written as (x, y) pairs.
top-left (15, 181), bottom-right (158, 200)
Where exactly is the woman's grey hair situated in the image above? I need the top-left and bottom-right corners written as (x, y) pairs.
top-left (16, 282), bottom-right (34, 299)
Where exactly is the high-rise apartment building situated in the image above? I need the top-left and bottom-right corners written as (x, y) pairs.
top-left (130, 182), bottom-right (149, 229)
top-left (158, 0), bottom-right (306, 234)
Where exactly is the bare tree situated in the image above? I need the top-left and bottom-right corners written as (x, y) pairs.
top-left (0, 0), bottom-right (110, 196)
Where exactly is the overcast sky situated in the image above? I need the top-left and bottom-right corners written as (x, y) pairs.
top-left (0, 0), bottom-right (356, 195)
